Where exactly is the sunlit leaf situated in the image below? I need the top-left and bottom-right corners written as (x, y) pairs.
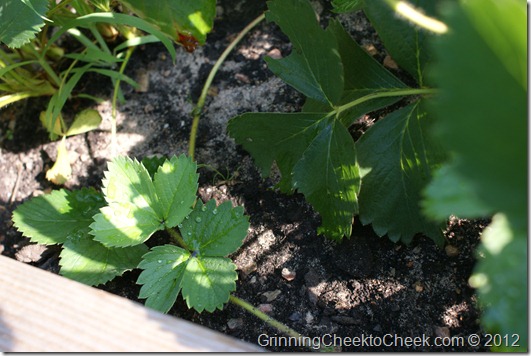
top-left (12, 188), bottom-right (105, 245)
top-left (91, 157), bottom-right (163, 247)
top-left (66, 109), bottom-right (102, 136)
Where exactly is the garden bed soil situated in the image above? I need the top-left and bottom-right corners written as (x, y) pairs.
top-left (0, 0), bottom-right (488, 351)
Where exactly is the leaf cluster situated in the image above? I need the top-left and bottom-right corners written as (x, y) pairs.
top-left (229, 0), bottom-right (446, 243)
top-left (230, 0), bottom-right (527, 350)
top-left (13, 155), bottom-right (250, 314)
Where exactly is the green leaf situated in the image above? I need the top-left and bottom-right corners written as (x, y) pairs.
top-left (332, 0), bottom-right (364, 13)
top-left (428, 0), bottom-right (527, 348)
top-left (356, 101), bottom-right (446, 244)
top-left (0, 0), bottom-right (48, 48)
top-left (12, 188), bottom-right (105, 245)
top-left (138, 245), bottom-right (238, 313)
top-left (138, 245), bottom-right (190, 313)
top-left (91, 157), bottom-right (163, 247)
top-left (469, 214), bottom-right (527, 352)
top-left (141, 155), bottom-right (168, 180)
top-left (422, 163), bottom-right (492, 220)
top-left (265, 0), bottom-right (343, 105)
top-left (117, 0), bottom-right (216, 44)
top-left (228, 112), bottom-right (325, 193)
top-left (229, 112), bottom-right (360, 240)
top-left (304, 20), bottom-right (409, 127)
top-left (61, 233), bottom-right (148, 286)
top-left (46, 12), bottom-right (177, 61)
top-left (180, 200), bottom-right (249, 256)
top-left (154, 155), bottom-right (198, 228)
top-left (430, 0), bottom-right (526, 231)
top-left (364, 0), bottom-right (438, 85)
top-left (180, 255), bottom-right (237, 313)
top-left (293, 119), bottom-right (360, 239)
top-left (66, 109), bottom-right (102, 136)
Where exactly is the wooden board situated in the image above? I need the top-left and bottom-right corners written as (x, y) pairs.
top-left (0, 255), bottom-right (263, 352)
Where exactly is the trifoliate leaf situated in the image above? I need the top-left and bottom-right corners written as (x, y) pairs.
top-left (65, 109), bottom-right (102, 136)
top-left (356, 101), bottom-right (446, 244)
top-left (137, 245), bottom-right (238, 313)
top-left (180, 200), bottom-right (249, 256)
top-left (45, 137), bottom-right (72, 185)
top-left (265, 0), bottom-right (343, 105)
top-left (293, 119), bottom-right (360, 240)
top-left (118, 0), bottom-right (216, 44)
top-left (154, 155), bottom-right (198, 229)
top-left (91, 157), bottom-right (163, 247)
top-left (12, 188), bottom-right (105, 245)
top-left (138, 245), bottom-right (190, 313)
top-left (61, 232), bottom-right (148, 286)
top-left (364, 0), bottom-right (438, 85)
top-left (0, 0), bottom-right (48, 48)
top-left (469, 214), bottom-right (527, 352)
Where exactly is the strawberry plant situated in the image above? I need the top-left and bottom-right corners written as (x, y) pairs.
top-left (12, 154), bottom-right (317, 348)
top-left (228, 0), bottom-right (445, 243)
top-left (229, 0), bottom-right (526, 350)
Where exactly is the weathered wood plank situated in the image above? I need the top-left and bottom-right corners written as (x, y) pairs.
top-left (0, 255), bottom-right (262, 352)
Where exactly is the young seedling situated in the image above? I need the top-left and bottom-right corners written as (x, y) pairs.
top-left (13, 154), bottom-right (317, 350)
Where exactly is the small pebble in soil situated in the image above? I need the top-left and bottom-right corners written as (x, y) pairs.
top-left (414, 281), bottom-right (424, 292)
top-left (383, 55), bottom-right (399, 69)
top-left (289, 312), bottom-right (301, 322)
top-left (262, 290), bottom-right (281, 302)
top-left (258, 303), bottom-right (273, 314)
top-left (434, 326), bottom-right (451, 339)
top-left (305, 312), bottom-right (314, 324)
top-left (445, 245), bottom-right (459, 257)
top-left (281, 267), bottom-right (296, 281)
top-left (227, 318), bottom-right (243, 330)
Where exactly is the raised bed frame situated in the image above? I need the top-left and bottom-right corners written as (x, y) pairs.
top-left (0, 255), bottom-right (262, 352)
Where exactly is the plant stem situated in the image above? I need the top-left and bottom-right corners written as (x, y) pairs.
top-left (188, 13), bottom-right (266, 161)
top-left (166, 227), bottom-right (190, 250)
top-left (334, 87), bottom-right (437, 118)
top-left (229, 295), bottom-right (326, 351)
top-left (110, 46), bottom-right (135, 157)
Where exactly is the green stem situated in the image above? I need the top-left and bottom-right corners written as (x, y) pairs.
top-left (188, 13), bottom-right (266, 161)
top-left (334, 87), bottom-right (437, 118)
top-left (110, 46), bottom-right (135, 157)
top-left (229, 295), bottom-right (324, 351)
top-left (166, 228), bottom-right (189, 250)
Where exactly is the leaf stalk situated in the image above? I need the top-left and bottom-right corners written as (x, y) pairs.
top-left (188, 13), bottom-right (266, 161)
top-left (229, 295), bottom-right (329, 351)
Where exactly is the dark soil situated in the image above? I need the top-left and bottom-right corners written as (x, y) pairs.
top-left (0, 0), bottom-right (489, 351)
